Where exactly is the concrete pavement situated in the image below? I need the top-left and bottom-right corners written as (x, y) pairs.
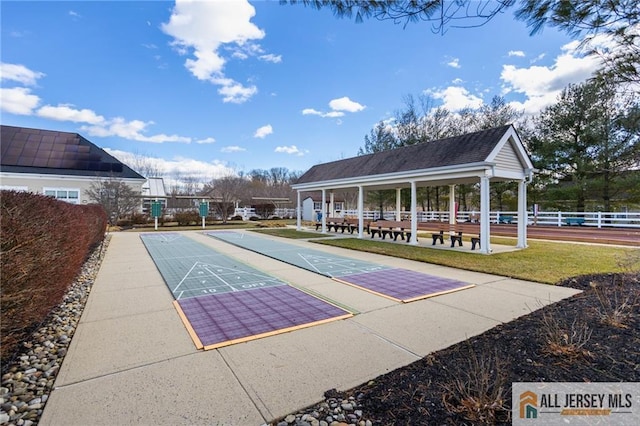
top-left (39, 230), bottom-right (581, 425)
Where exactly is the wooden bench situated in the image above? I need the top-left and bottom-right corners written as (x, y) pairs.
top-left (315, 217), bottom-right (371, 234)
top-left (565, 217), bottom-right (585, 226)
top-left (417, 222), bottom-right (481, 249)
top-left (315, 217), bottom-right (346, 232)
top-left (369, 220), bottom-right (411, 241)
top-left (416, 222), bottom-right (458, 246)
top-left (498, 215), bottom-right (514, 224)
top-left (343, 217), bottom-right (369, 234)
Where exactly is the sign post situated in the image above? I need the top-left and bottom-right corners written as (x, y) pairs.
top-left (151, 200), bottom-right (162, 230)
top-left (199, 200), bottom-right (208, 229)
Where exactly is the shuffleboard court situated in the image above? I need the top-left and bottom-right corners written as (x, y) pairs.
top-left (141, 232), bottom-right (285, 300)
top-left (206, 231), bottom-right (475, 303)
top-left (175, 286), bottom-right (351, 350)
top-left (140, 233), bottom-right (352, 349)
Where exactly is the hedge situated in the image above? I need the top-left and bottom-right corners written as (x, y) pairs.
top-left (0, 190), bottom-right (107, 365)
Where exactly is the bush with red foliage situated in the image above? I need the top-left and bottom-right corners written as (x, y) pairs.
top-left (0, 190), bottom-right (107, 365)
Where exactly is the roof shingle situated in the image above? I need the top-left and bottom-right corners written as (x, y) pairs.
top-left (296, 125), bottom-right (513, 184)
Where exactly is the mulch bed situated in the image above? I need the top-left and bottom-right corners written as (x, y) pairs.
top-left (328, 272), bottom-right (640, 425)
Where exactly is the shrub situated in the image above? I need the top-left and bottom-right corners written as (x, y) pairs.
top-left (129, 213), bottom-right (149, 225)
top-left (116, 219), bottom-right (133, 227)
top-left (441, 347), bottom-right (509, 424)
top-left (249, 216), bottom-right (261, 221)
top-left (539, 308), bottom-right (593, 360)
top-left (0, 191), bottom-right (107, 366)
top-left (230, 215), bottom-right (243, 221)
top-left (174, 210), bottom-right (200, 226)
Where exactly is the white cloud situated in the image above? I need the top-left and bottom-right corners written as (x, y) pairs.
top-left (500, 39), bottom-right (601, 114)
top-left (328, 96), bottom-right (365, 112)
top-left (0, 87), bottom-right (40, 115)
top-left (259, 53), bottom-right (282, 63)
top-left (275, 145), bottom-right (307, 156)
top-left (0, 63), bottom-right (45, 86)
top-left (37, 104), bottom-right (105, 124)
top-left (81, 117), bottom-right (191, 143)
top-left (427, 86), bottom-right (483, 111)
top-left (254, 124), bottom-right (273, 138)
top-left (0, 63), bottom-right (191, 144)
top-left (104, 148), bottom-right (235, 182)
top-left (446, 57), bottom-right (461, 68)
top-left (161, 0), bottom-right (270, 104)
top-left (221, 145), bottom-right (246, 153)
top-left (216, 80), bottom-right (257, 104)
top-left (508, 50), bottom-right (525, 57)
top-left (531, 53), bottom-right (546, 64)
top-left (196, 137), bottom-right (216, 144)
top-left (301, 108), bottom-right (345, 118)
top-left (303, 96), bottom-right (365, 119)
top-left (302, 108), bottom-right (322, 116)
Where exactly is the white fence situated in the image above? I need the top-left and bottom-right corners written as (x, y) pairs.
top-left (235, 207), bottom-right (640, 229)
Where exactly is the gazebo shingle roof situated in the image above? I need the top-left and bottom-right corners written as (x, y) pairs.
top-left (296, 125), bottom-right (513, 184)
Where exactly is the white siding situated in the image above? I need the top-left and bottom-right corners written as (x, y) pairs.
top-left (494, 140), bottom-right (524, 173)
top-left (0, 173), bottom-right (144, 208)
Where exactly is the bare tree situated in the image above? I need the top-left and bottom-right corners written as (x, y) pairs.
top-left (85, 178), bottom-right (140, 225)
top-left (202, 175), bottom-right (248, 223)
top-left (128, 152), bottom-right (163, 179)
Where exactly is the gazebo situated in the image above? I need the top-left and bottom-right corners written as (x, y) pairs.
top-left (291, 125), bottom-right (535, 254)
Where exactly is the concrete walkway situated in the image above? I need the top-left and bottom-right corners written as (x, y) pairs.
top-left (39, 230), bottom-right (581, 425)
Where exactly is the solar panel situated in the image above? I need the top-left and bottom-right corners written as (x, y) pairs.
top-left (0, 125), bottom-right (140, 178)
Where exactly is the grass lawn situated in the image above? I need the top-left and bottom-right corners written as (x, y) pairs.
top-left (254, 229), bottom-right (639, 284)
top-left (252, 228), bottom-right (334, 239)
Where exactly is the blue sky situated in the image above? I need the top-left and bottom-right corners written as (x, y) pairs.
top-left (1, 0), bottom-right (601, 184)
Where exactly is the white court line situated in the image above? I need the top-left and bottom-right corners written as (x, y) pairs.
top-left (201, 264), bottom-right (240, 292)
top-left (173, 262), bottom-right (199, 293)
top-left (298, 253), bottom-right (327, 274)
top-left (143, 233), bottom-right (182, 242)
top-left (297, 252), bottom-right (386, 277)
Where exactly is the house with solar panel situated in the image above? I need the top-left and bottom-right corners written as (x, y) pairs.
top-left (0, 125), bottom-right (146, 205)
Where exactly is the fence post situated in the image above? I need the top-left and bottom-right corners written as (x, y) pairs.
top-left (558, 211), bottom-right (562, 227)
top-left (597, 211), bottom-right (602, 228)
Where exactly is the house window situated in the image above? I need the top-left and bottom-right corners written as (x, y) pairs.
top-left (313, 202), bottom-right (322, 211)
top-left (333, 202), bottom-right (344, 211)
top-left (43, 187), bottom-right (81, 204)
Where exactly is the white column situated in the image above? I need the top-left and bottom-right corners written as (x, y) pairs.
top-left (296, 191), bottom-right (301, 231)
top-left (329, 191), bottom-right (335, 217)
top-left (396, 188), bottom-right (402, 220)
top-left (480, 176), bottom-right (491, 254)
top-left (449, 184), bottom-right (456, 224)
top-left (321, 189), bottom-right (327, 233)
top-left (358, 185), bottom-right (364, 239)
top-left (410, 181), bottom-right (418, 245)
top-left (517, 179), bottom-right (528, 248)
